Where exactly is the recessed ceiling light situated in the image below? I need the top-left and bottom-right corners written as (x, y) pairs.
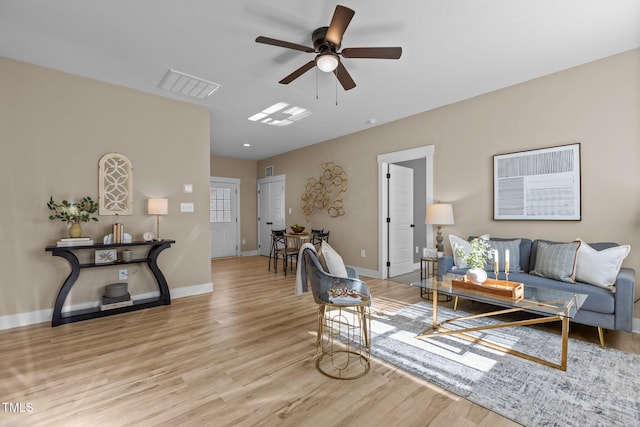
top-left (248, 102), bottom-right (311, 127)
top-left (243, 143), bottom-right (251, 147)
top-left (367, 118), bottom-right (378, 125)
top-left (158, 69), bottom-right (220, 100)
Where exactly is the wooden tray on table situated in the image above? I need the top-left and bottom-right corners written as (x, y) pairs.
top-left (452, 277), bottom-right (524, 300)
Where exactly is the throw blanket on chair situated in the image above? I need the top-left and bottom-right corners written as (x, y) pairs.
top-left (296, 243), bottom-right (316, 295)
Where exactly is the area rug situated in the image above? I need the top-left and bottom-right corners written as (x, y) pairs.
top-left (369, 302), bottom-right (639, 427)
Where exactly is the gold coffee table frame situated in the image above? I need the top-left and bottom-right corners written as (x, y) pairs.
top-left (415, 275), bottom-right (587, 371)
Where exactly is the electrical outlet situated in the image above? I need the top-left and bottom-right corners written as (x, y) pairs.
top-left (360, 249), bottom-right (366, 258)
top-left (119, 269), bottom-right (128, 280)
top-left (416, 246), bottom-right (419, 254)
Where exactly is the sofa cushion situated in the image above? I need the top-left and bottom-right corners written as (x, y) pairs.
top-left (449, 234), bottom-right (471, 268)
top-left (450, 234), bottom-right (490, 268)
top-left (575, 239), bottom-right (630, 291)
top-left (530, 240), bottom-right (581, 283)
top-left (318, 241), bottom-right (348, 277)
top-left (471, 236), bottom-right (532, 273)
top-left (484, 239), bottom-right (522, 272)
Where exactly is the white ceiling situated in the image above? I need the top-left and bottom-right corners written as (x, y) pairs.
top-left (1, 1), bottom-right (639, 160)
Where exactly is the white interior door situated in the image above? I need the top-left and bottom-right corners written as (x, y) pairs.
top-left (388, 164), bottom-right (414, 277)
top-left (210, 179), bottom-right (238, 258)
top-left (257, 176), bottom-right (285, 256)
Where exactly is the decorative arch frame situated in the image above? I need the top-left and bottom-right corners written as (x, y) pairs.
top-left (98, 152), bottom-right (133, 215)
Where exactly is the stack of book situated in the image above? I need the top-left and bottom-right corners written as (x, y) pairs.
top-left (56, 237), bottom-right (94, 247)
top-left (100, 282), bottom-right (133, 311)
top-left (100, 295), bottom-right (133, 310)
top-left (112, 223), bottom-right (125, 244)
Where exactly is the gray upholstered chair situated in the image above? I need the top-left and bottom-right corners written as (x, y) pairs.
top-left (300, 247), bottom-right (371, 379)
top-left (300, 247), bottom-right (370, 305)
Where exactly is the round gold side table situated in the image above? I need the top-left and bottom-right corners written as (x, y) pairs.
top-left (316, 295), bottom-right (371, 380)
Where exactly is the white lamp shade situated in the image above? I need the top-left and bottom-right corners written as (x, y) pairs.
top-left (148, 198), bottom-right (168, 215)
top-left (316, 53), bottom-right (339, 72)
top-left (425, 203), bottom-right (455, 225)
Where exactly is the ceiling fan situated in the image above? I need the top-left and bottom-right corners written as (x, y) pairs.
top-left (255, 5), bottom-right (402, 91)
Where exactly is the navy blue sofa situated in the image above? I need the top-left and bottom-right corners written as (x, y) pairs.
top-left (438, 237), bottom-right (635, 346)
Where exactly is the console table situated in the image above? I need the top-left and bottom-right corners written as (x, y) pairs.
top-left (45, 240), bottom-right (175, 326)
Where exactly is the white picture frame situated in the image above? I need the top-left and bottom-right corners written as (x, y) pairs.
top-left (95, 249), bottom-right (117, 264)
top-left (493, 143), bottom-right (581, 221)
top-left (423, 248), bottom-right (437, 258)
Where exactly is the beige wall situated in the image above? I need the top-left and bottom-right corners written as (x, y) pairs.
top-left (210, 155), bottom-right (258, 252)
top-left (258, 49), bottom-right (640, 276)
top-left (0, 57), bottom-right (212, 321)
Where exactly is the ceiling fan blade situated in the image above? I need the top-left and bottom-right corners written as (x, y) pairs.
top-left (333, 61), bottom-right (356, 91)
top-left (256, 36), bottom-right (315, 53)
top-left (341, 47), bottom-right (402, 59)
top-left (279, 61), bottom-right (316, 84)
top-left (326, 5), bottom-right (355, 46)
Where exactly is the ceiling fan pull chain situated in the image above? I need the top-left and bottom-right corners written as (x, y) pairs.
top-left (335, 68), bottom-right (338, 106)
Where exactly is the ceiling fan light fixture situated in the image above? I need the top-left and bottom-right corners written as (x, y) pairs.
top-left (316, 53), bottom-right (339, 72)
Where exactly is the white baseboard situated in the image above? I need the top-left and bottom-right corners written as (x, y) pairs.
top-left (350, 266), bottom-right (381, 279)
top-left (171, 282), bottom-right (213, 298)
top-left (633, 318), bottom-right (640, 334)
top-left (240, 250), bottom-right (259, 256)
top-left (0, 282), bottom-right (213, 331)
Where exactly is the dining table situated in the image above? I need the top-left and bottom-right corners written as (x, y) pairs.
top-left (284, 232), bottom-right (312, 250)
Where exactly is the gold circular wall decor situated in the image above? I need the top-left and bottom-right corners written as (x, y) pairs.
top-left (301, 162), bottom-right (348, 220)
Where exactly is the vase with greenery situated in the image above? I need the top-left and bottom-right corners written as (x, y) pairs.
top-left (47, 196), bottom-right (99, 237)
top-left (453, 238), bottom-right (493, 284)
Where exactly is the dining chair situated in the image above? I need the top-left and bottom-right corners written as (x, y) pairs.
top-left (311, 229), bottom-right (330, 248)
top-left (311, 230), bottom-right (330, 248)
top-left (269, 229), bottom-right (297, 275)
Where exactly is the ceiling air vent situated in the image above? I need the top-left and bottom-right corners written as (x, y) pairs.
top-left (158, 69), bottom-right (221, 100)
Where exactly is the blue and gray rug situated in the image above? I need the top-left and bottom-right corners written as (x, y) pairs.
top-left (370, 302), bottom-right (639, 426)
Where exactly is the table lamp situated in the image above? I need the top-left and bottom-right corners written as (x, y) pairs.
top-left (425, 203), bottom-right (455, 253)
top-left (148, 198), bottom-right (168, 241)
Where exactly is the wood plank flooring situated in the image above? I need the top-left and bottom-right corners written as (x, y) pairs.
top-left (0, 256), bottom-right (637, 426)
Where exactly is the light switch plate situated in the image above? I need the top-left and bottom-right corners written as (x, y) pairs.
top-left (183, 184), bottom-right (193, 193)
top-left (180, 202), bottom-right (194, 213)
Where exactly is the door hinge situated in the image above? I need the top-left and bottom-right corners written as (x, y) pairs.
top-left (386, 261), bottom-right (391, 267)
top-left (386, 173), bottom-right (391, 179)
top-left (386, 217), bottom-right (391, 223)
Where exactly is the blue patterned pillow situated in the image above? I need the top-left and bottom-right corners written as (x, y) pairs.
top-left (530, 241), bottom-right (581, 283)
top-left (483, 239), bottom-right (522, 272)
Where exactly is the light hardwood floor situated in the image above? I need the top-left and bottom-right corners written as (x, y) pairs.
top-left (1, 256), bottom-right (637, 426)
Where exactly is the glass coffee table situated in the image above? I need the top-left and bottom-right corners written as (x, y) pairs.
top-left (412, 274), bottom-right (588, 371)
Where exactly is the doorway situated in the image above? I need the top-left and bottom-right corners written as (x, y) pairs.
top-left (210, 177), bottom-right (240, 258)
top-left (387, 163), bottom-right (414, 277)
top-left (257, 175), bottom-right (286, 256)
top-left (377, 146), bottom-right (434, 279)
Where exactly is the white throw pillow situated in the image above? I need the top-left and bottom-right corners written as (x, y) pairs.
top-left (318, 241), bottom-right (348, 277)
top-left (449, 234), bottom-right (470, 268)
top-left (575, 238), bottom-right (630, 291)
top-left (449, 234), bottom-right (489, 268)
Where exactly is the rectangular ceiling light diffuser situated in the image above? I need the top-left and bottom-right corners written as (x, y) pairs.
top-left (248, 102), bottom-right (311, 127)
top-left (158, 69), bottom-right (221, 100)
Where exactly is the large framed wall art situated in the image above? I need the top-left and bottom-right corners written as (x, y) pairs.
top-left (493, 143), bottom-right (581, 221)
